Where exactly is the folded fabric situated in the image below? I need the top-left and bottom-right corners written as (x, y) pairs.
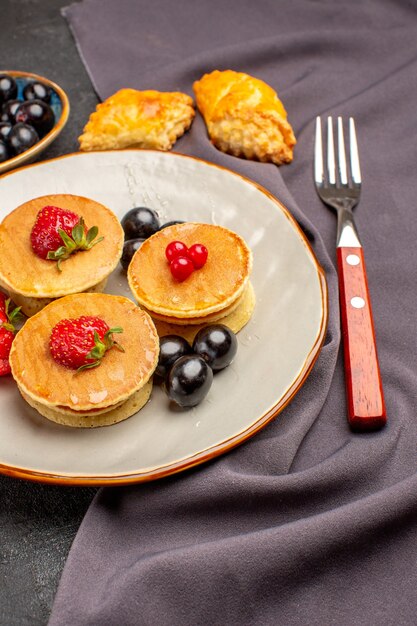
top-left (50, 0), bottom-right (417, 624)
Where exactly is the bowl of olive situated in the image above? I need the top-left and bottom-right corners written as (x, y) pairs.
top-left (0, 71), bottom-right (70, 176)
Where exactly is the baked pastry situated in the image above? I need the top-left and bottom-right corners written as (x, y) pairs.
top-left (193, 69), bottom-right (296, 165)
top-left (0, 194), bottom-right (124, 316)
top-left (79, 88), bottom-right (195, 152)
top-left (127, 222), bottom-right (255, 340)
top-left (10, 293), bottom-right (159, 427)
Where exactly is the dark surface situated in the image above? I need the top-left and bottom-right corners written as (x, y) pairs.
top-left (0, 2), bottom-right (98, 625)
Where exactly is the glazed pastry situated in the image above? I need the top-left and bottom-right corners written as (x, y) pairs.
top-left (79, 88), bottom-right (195, 151)
top-left (193, 70), bottom-right (296, 165)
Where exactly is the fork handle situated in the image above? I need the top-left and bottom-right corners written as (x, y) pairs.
top-left (336, 246), bottom-right (386, 431)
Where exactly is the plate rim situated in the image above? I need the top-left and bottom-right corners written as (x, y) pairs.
top-left (0, 149), bottom-right (328, 486)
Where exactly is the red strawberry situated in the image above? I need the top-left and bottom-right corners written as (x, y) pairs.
top-left (0, 295), bottom-right (23, 376)
top-left (0, 327), bottom-right (14, 376)
top-left (30, 205), bottom-right (104, 270)
top-left (49, 316), bottom-right (124, 371)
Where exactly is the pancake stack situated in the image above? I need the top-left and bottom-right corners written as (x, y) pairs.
top-left (127, 222), bottom-right (255, 342)
top-left (9, 293), bottom-right (159, 427)
top-left (0, 194), bottom-right (124, 316)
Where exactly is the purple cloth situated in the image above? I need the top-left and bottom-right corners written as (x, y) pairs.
top-left (51, 0), bottom-right (417, 624)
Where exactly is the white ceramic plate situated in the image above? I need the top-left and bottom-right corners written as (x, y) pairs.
top-left (0, 151), bottom-right (327, 485)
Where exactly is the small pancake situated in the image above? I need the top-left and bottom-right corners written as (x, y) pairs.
top-left (151, 281), bottom-right (256, 343)
top-left (0, 194), bottom-right (124, 298)
top-left (128, 222), bottom-right (252, 318)
top-left (10, 293), bottom-right (159, 411)
top-left (142, 286), bottom-right (244, 325)
top-left (9, 278), bottom-right (107, 317)
top-left (19, 381), bottom-right (152, 428)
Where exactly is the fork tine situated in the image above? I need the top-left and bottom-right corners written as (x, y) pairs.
top-left (327, 117), bottom-right (336, 185)
top-left (349, 117), bottom-right (362, 185)
top-left (314, 117), bottom-right (324, 185)
top-left (337, 117), bottom-right (348, 185)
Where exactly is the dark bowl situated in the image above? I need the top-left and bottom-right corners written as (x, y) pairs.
top-left (0, 70), bottom-right (70, 175)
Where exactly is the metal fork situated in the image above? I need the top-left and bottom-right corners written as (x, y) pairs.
top-left (314, 116), bottom-right (386, 431)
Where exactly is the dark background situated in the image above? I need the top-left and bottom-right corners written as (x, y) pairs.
top-left (1, 1), bottom-right (99, 624)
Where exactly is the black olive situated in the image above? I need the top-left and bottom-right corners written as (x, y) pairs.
top-left (192, 324), bottom-right (238, 371)
top-left (15, 99), bottom-right (55, 137)
top-left (0, 75), bottom-right (18, 103)
top-left (1, 99), bottom-right (22, 124)
top-left (8, 123), bottom-right (39, 155)
top-left (120, 238), bottom-right (145, 270)
top-left (0, 139), bottom-right (10, 163)
top-left (165, 355), bottom-right (213, 408)
top-left (155, 335), bottom-right (193, 379)
top-left (23, 81), bottom-right (52, 103)
top-left (0, 121), bottom-right (12, 142)
top-left (121, 207), bottom-right (160, 240)
top-left (159, 220), bottom-right (185, 230)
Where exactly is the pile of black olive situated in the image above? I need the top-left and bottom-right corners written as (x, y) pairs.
top-left (156, 327), bottom-right (238, 408)
top-left (120, 206), bottom-right (183, 269)
top-left (0, 74), bottom-right (55, 163)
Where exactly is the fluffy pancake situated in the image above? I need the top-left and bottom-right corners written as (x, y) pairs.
top-left (9, 278), bottom-right (107, 318)
top-left (143, 281), bottom-right (251, 325)
top-left (10, 293), bottom-right (159, 412)
top-left (128, 222), bottom-right (252, 319)
top-left (19, 381), bottom-right (153, 428)
top-left (151, 281), bottom-right (256, 343)
top-left (0, 194), bottom-right (123, 299)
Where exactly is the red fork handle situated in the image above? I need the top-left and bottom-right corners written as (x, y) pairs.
top-left (336, 246), bottom-right (387, 431)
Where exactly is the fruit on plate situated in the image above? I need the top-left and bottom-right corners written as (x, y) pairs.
top-left (165, 239), bottom-right (208, 281)
top-left (121, 206), bottom-right (161, 240)
top-left (119, 207), bottom-right (188, 272)
top-left (49, 315), bottom-right (124, 371)
top-left (192, 324), bottom-right (237, 371)
top-left (30, 205), bottom-right (103, 270)
top-left (0, 293), bottom-right (23, 376)
top-left (159, 220), bottom-right (185, 230)
top-left (155, 335), bottom-right (193, 379)
top-left (120, 238), bottom-right (145, 270)
top-left (165, 354), bottom-right (213, 408)
top-left (157, 324), bottom-right (238, 408)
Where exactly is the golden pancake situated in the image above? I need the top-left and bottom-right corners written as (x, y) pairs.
top-left (128, 222), bottom-right (252, 318)
top-left (9, 278), bottom-right (107, 318)
top-left (19, 381), bottom-right (153, 428)
top-left (10, 293), bottom-right (159, 412)
top-left (143, 281), bottom-right (250, 325)
top-left (151, 281), bottom-right (256, 343)
top-left (0, 194), bottom-right (123, 299)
